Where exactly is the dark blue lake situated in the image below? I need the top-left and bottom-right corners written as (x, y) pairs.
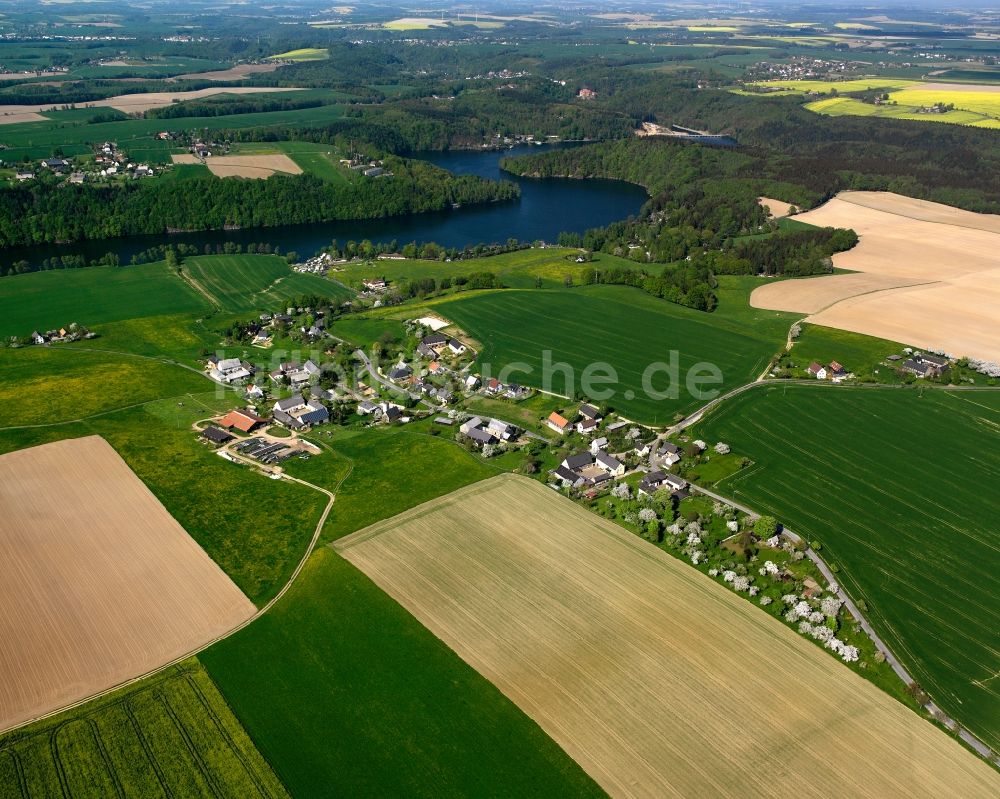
top-left (5, 144), bottom-right (648, 267)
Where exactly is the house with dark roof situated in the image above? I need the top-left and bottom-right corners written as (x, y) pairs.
top-left (638, 470), bottom-right (688, 496)
top-left (596, 452), bottom-right (625, 477)
top-left (562, 452), bottom-right (594, 471)
top-left (552, 465), bottom-right (583, 488)
top-left (579, 403), bottom-right (601, 421)
top-left (388, 364), bottom-right (413, 382)
top-left (274, 395), bottom-right (307, 414)
top-left (466, 427), bottom-right (498, 447)
top-left (200, 426), bottom-right (233, 445)
top-left (576, 418), bottom-right (599, 435)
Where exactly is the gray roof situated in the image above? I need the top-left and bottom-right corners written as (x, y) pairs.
top-left (272, 409), bottom-right (304, 429)
top-left (389, 365), bottom-right (412, 380)
top-left (596, 452), bottom-right (623, 471)
top-left (299, 405), bottom-right (329, 426)
top-left (423, 333), bottom-right (448, 346)
top-left (660, 442), bottom-right (681, 455)
top-left (579, 403), bottom-right (600, 419)
top-left (274, 394), bottom-right (305, 412)
top-left (564, 452), bottom-right (594, 471)
top-left (553, 466), bottom-right (579, 484)
top-left (200, 426), bottom-right (233, 444)
top-left (467, 427), bottom-right (497, 445)
top-left (903, 358), bottom-right (932, 375)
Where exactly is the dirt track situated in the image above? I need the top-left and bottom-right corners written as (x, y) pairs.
top-left (0, 436), bottom-right (254, 730)
top-left (751, 191), bottom-right (1000, 360)
top-left (337, 474), bottom-right (1000, 799)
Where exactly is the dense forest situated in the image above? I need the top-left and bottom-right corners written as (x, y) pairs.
top-left (0, 158), bottom-right (518, 248)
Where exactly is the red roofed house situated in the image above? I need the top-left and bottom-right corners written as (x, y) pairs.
top-left (807, 362), bottom-right (827, 380)
top-left (219, 408), bottom-right (267, 433)
top-left (547, 411), bottom-right (570, 435)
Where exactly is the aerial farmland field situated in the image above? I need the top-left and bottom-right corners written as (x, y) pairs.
top-left (200, 548), bottom-right (603, 798)
top-left (0, 262), bottom-right (208, 338)
top-left (0, 662), bottom-right (290, 799)
top-left (438, 282), bottom-right (793, 424)
top-left (695, 384), bottom-right (1000, 753)
top-left (182, 254), bottom-right (351, 314)
top-left (750, 191), bottom-right (1000, 362)
top-left (0, 436), bottom-right (254, 730)
top-left (336, 474), bottom-right (1000, 797)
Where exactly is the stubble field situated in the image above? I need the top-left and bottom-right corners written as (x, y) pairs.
top-left (695, 384), bottom-right (1000, 754)
top-left (750, 191), bottom-right (1000, 360)
top-left (336, 474), bottom-right (1000, 798)
top-left (0, 436), bottom-right (255, 731)
top-left (172, 153), bottom-right (303, 179)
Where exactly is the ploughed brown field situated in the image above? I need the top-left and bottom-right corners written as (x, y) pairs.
top-left (751, 191), bottom-right (1000, 361)
top-left (172, 153), bottom-right (303, 178)
top-left (337, 474), bottom-right (1000, 799)
top-left (0, 436), bottom-right (254, 732)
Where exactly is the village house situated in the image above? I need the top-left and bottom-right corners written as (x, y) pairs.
top-left (209, 356), bottom-right (253, 384)
top-left (547, 411), bottom-right (571, 435)
top-left (362, 277), bottom-right (387, 291)
top-left (272, 394), bottom-right (330, 429)
top-left (388, 363), bottom-right (414, 383)
top-left (552, 465), bottom-right (583, 488)
top-left (562, 452), bottom-right (594, 472)
top-left (485, 377), bottom-right (503, 395)
top-left (576, 417), bottom-right (600, 435)
top-left (807, 362), bottom-right (828, 380)
top-left (579, 403), bottom-right (602, 422)
top-left (596, 451), bottom-right (625, 477)
top-left (658, 441), bottom-right (682, 467)
top-left (589, 437), bottom-right (609, 454)
top-left (638, 470), bottom-right (688, 497)
top-left (902, 352), bottom-right (951, 378)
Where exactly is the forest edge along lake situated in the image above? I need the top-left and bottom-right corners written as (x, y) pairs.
top-left (3, 144), bottom-right (648, 268)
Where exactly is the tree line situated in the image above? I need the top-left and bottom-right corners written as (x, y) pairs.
top-left (0, 157), bottom-right (519, 249)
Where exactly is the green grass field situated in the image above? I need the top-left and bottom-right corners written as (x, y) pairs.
top-left (328, 316), bottom-right (408, 348)
top-left (183, 255), bottom-right (350, 314)
top-left (695, 384), bottom-right (1000, 752)
top-left (200, 548), bottom-right (603, 798)
top-left (435, 280), bottom-right (794, 424)
top-left (0, 103), bottom-right (346, 163)
top-left (0, 263), bottom-right (208, 339)
top-left (0, 661), bottom-right (290, 799)
top-left (339, 247), bottom-right (627, 291)
top-left (234, 141), bottom-right (352, 183)
top-left (785, 323), bottom-right (905, 381)
top-left (0, 394), bottom-right (325, 605)
top-left (285, 427), bottom-right (497, 542)
top-left (0, 347), bottom-right (209, 427)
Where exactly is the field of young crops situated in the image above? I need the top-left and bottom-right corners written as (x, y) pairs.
top-left (695, 383), bottom-right (1000, 752)
top-left (0, 262), bottom-right (208, 339)
top-left (200, 549), bottom-right (602, 798)
top-left (0, 662), bottom-right (289, 799)
top-left (183, 254), bottom-right (349, 314)
top-left (335, 474), bottom-right (1000, 797)
top-left (438, 282), bottom-right (792, 424)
